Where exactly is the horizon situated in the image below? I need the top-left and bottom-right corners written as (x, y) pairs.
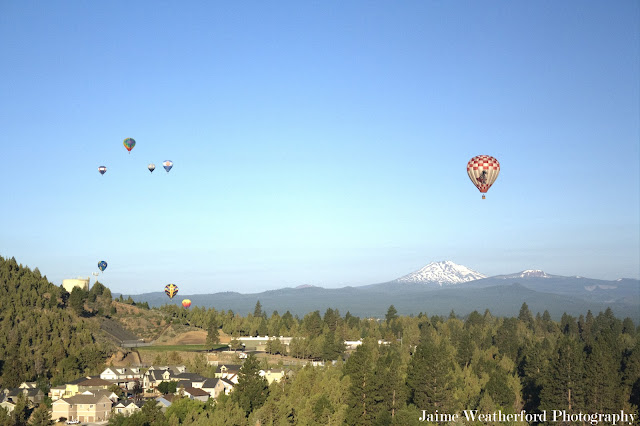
top-left (86, 259), bottom-right (638, 296)
top-left (1, 1), bottom-right (638, 294)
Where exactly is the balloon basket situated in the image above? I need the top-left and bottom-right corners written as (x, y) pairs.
top-left (482, 195), bottom-right (486, 200)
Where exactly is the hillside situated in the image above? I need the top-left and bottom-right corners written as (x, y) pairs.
top-left (108, 300), bottom-right (171, 342)
top-left (0, 256), bottom-right (117, 387)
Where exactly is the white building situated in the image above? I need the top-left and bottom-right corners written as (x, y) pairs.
top-left (62, 277), bottom-right (90, 293)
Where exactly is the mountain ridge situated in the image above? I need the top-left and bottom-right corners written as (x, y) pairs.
top-left (120, 261), bottom-right (639, 321)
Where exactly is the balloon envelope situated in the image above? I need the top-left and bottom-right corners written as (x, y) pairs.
top-left (182, 299), bottom-right (192, 308)
top-left (165, 284), bottom-right (179, 299)
top-left (98, 261), bottom-right (107, 272)
top-left (123, 138), bottom-right (136, 153)
top-left (148, 163), bottom-right (155, 173)
top-left (98, 166), bottom-right (107, 175)
top-left (163, 160), bottom-right (173, 173)
top-left (467, 155), bottom-right (500, 197)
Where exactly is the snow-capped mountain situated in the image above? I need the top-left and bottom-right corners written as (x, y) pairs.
top-left (394, 261), bottom-right (486, 286)
top-left (494, 270), bottom-right (553, 279)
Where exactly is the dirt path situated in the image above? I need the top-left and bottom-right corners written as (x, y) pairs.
top-left (105, 350), bottom-right (142, 367)
top-left (164, 330), bottom-right (207, 345)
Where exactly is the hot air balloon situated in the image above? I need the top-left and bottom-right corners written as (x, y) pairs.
top-left (98, 261), bottom-right (107, 272)
top-left (467, 155), bottom-right (500, 199)
top-left (182, 299), bottom-right (192, 308)
top-left (148, 163), bottom-right (155, 173)
top-left (165, 284), bottom-right (179, 299)
top-left (98, 166), bottom-right (107, 175)
top-left (163, 160), bottom-right (173, 173)
top-left (123, 138), bottom-right (136, 154)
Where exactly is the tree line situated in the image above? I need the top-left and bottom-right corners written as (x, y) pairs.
top-left (154, 299), bottom-right (639, 424)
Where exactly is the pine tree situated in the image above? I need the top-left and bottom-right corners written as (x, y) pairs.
top-left (10, 393), bottom-right (29, 426)
top-left (494, 317), bottom-right (520, 360)
top-left (407, 332), bottom-right (458, 412)
top-left (455, 329), bottom-right (475, 368)
top-left (518, 302), bottom-right (534, 329)
top-left (257, 318), bottom-right (268, 336)
top-left (373, 345), bottom-right (406, 421)
top-left (303, 311), bottom-right (324, 338)
top-left (584, 339), bottom-right (622, 412)
top-left (27, 404), bottom-right (54, 426)
top-left (211, 394), bottom-right (248, 426)
top-left (323, 308), bottom-right (341, 332)
top-left (484, 367), bottom-right (515, 409)
top-left (232, 354), bottom-right (269, 416)
top-left (623, 339), bottom-right (640, 409)
top-left (560, 313), bottom-right (579, 336)
top-left (68, 287), bottom-right (86, 316)
top-left (0, 407), bottom-right (12, 426)
top-left (539, 336), bottom-right (586, 413)
top-left (385, 305), bottom-right (398, 324)
top-left (206, 318), bottom-right (220, 349)
top-left (519, 338), bottom-right (552, 412)
top-left (321, 330), bottom-right (344, 361)
top-left (344, 340), bottom-right (376, 425)
top-left (622, 318), bottom-right (636, 337)
top-left (2, 338), bottom-right (24, 388)
top-left (253, 301), bottom-right (262, 317)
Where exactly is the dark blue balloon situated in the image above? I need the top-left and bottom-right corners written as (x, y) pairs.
top-left (98, 261), bottom-right (107, 272)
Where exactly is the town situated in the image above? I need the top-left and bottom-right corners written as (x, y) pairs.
top-left (1, 361), bottom-right (275, 423)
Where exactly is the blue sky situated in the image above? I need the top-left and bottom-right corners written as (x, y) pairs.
top-left (1, 1), bottom-right (638, 294)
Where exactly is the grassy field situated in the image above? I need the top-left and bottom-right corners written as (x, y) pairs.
top-left (136, 344), bottom-right (227, 352)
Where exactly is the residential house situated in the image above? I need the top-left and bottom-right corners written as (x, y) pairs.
top-left (155, 396), bottom-right (172, 412)
top-left (100, 367), bottom-right (142, 381)
top-left (160, 394), bottom-right (179, 403)
top-left (214, 365), bottom-right (241, 383)
top-left (182, 387), bottom-right (210, 402)
top-left (48, 377), bottom-right (111, 403)
top-left (100, 367), bottom-right (143, 390)
top-left (201, 378), bottom-right (226, 399)
top-left (0, 396), bottom-right (15, 414)
top-left (18, 382), bottom-right (38, 389)
top-left (113, 400), bottom-right (142, 416)
top-left (175, 381), bottom-right (193, 392)
top-left (51, 393), bottom-right (112, 423)
top-left (143, 366), bottom-right (186, 390)
top-left (174, 372), bottom-right (207, 388)
top-left (79, 389), bottom-right (119, 404)
top-left (147, 365), bottom-right (186, 374)
top-left (49, 385), bottom-right (66, 401)
top-left (58, 376), bottom-right (96, 399)
top-left (144, 369), bottom-right (175, 390)
top-left (226, 373), bottom-right (239, 384)
top-left (259, 369), bottom-right (287, 384)
top-left (219, 378), bottom-right (235, 395)
top-left (1, 387), bottom-right (45, 406)
top-left (77, 378), bottom-right (113, 394)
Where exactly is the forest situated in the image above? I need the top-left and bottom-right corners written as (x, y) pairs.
top-left (121, 303), bottom-right (640, 425)
top-left (0, 256), bottom-right (638, 425)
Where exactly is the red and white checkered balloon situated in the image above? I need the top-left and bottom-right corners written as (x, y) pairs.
top-left (467, 155), bottom-right (500, 197)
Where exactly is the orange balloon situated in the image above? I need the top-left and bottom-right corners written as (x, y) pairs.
top-left (182, 299), bottom-right (191, 308)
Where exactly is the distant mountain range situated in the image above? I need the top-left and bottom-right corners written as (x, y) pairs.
top-left (122, 261), bottom-right (640, 321)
